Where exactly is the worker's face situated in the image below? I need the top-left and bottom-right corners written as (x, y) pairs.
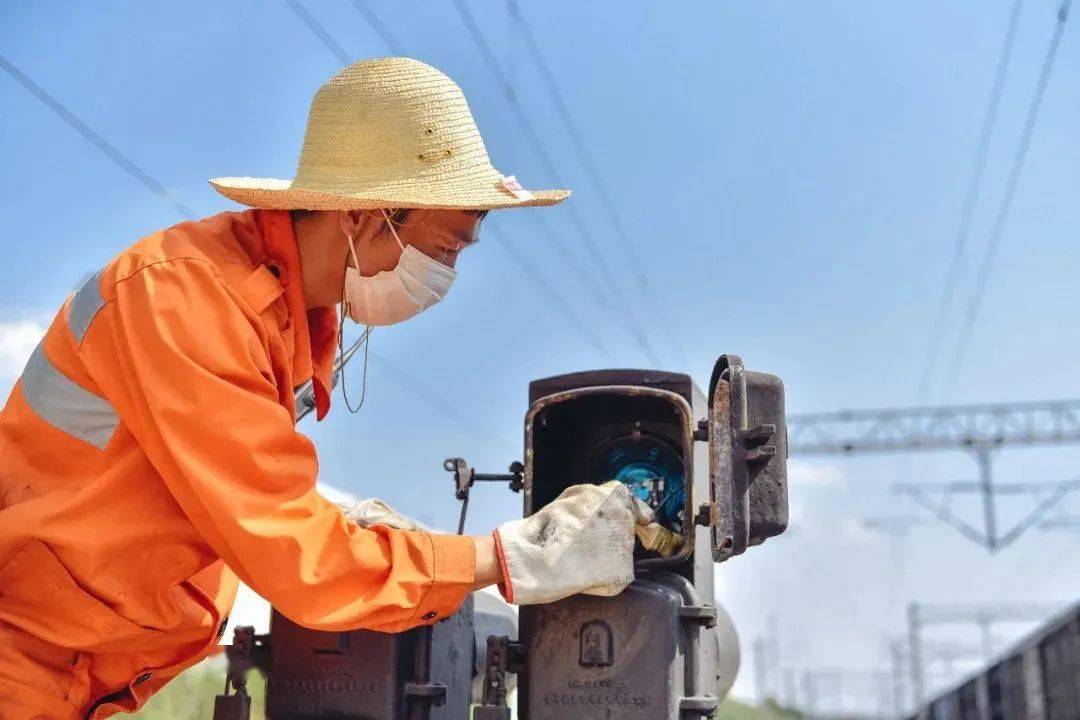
top-left (342, 209), bottom-right (486, 276)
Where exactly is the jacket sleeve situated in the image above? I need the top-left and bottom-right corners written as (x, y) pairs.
top-left (82, 257), bottom-right (474, 632)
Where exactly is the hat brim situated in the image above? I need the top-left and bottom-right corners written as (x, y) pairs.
top-left (209, 176), bottom-right (569, 210)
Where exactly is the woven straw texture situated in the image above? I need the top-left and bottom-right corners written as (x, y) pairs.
top-left (211, 57), bottom-right (569, 210)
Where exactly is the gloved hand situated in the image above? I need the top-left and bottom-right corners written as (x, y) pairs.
top-left (493, 481), bottom-right (654, 605)
top-left (339, 498), bottom-right (423, 531)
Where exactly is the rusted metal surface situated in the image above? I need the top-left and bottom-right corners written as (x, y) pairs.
top-left (519, 580), bottom-right (683, 719)
top-left (473, 635), bottom-right (524, 720)
top-left (1039, 611), bottom-right (1080, 720)
top-left (911, 601), bottom-right (1080, 720)
top-left (523, 381), bottom-right (697, 569)
top-left (528, 369), bottom-right (697, 406)
top-left (708, 355), bottom-right (788, 562)
top-left (264, 596), bottom-right (474, 720)
top-left (986, 655), bottom-right (1027, 720)
top-left (518, 573), bottom-right (728, 720)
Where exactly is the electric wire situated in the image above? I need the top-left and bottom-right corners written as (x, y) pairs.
top-left (487, 227), bottom-right (611, 361)
top-left (287, 0), bottom-right (610, 443)
top-left (298, 2), bottom-right (612, 361)
top-left (347, 0), bottom-right (406, 55)
top-left (0, 53), bottom-right (196, 220)
top-left (507, 0), bottom-right (688, 367)
top-left (286, 0), bottom-right (351, 65)
top-left (917, 0), bottom-right (1025, 400)
top-left (4, 14), bottom-right (517, 456)
top-left (521, 210), bottom-right (613, 313)
top-left (944, 0), bottom-right (1072, 393)
top-left (904, 0), bottom-right (1026, 508)
top-left (449, 0), bottom-right (665, 368)
top-left (367, 351), bottom-right (515, 453)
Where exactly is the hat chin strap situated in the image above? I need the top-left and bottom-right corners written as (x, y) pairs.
top-left (381, 209), bottom-right (408, 251)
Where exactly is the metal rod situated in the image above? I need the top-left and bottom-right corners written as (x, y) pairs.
top-left (907, 604), bottom-right (924, 710)
top-left (407, 626), bottom-right (434, 720)
top-left (903, 487), bottom-right (988, 547)
top-left (456, 491), bottom-right (470, 536)
top-left (976, 447), bottom-right (998, 550)
top-left (997, 482), bottom-right (1074, 548)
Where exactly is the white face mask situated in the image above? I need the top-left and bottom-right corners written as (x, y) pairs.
top-left (342, 211), bottom-right (457, 326)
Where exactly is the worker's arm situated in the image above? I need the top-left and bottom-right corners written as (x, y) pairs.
top-left (83, 257), bottom-right (483, 632)
top-left (338, 499), bottom-right (500, 592)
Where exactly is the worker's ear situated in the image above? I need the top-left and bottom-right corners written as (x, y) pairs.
top-left (338, 210), bottom-right (367, 239)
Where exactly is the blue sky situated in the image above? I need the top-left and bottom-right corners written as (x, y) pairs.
top-left (2, 1), bottom-right (1079, 712)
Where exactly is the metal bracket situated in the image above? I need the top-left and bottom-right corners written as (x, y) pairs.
top-left (678, 604), bottom-right (719, 628)
top-left (738, 424), bottom-right (777, 464)
top-left (473, 635), bottom-right (525, 720)
top-left (212, 626), bottom-right (269, 720)
top-left (212, 692), bottom-right (251, 720)
top-left (444, 458), bottom-right (524, 534)
top-left (679, 695), bottom-right (719, 717)
top-left (693, 418), bottom-right (709, 442)
top-left (404, 681), bottom-right (447, 705)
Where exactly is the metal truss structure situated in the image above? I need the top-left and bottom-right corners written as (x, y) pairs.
top-left (788, 400), bottom-right (1080, 550)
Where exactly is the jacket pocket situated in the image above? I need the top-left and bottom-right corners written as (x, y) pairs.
top-left (0, 539), bottom-right (162, 653)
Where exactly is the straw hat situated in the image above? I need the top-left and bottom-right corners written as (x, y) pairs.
top-left (211, 57), bottom-right (569, 210)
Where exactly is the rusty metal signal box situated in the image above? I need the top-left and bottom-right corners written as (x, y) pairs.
top-left (516, 355), bottom-right (787, 719)
top-left (264, 598), bottom-right (474, 720)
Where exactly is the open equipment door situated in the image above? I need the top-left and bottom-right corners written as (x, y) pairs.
top-left (708, 354), bottom-right (789, 562)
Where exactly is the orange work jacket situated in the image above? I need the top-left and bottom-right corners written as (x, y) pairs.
top-left (0, 210), bottom-right (475, 719)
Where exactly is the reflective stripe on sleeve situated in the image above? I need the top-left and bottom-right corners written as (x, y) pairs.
top-left (20, 342), bottom-right (118, 449)
top-left (68, 269), bottom-right (105, 344)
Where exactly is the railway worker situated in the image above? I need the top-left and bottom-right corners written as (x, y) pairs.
top-left (0, 57), bottom-right (653, 719)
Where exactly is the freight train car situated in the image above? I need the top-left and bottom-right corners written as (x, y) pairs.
top-left (911, 602), bottom-right (1080, 720)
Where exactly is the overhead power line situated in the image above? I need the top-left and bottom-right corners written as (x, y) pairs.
top-left (917, 0), bottom-right (1025, 399)
top-left (367, 350), bottom-right (516, 452)
top-left (521, 210), bottom-right (613, 313)
top-left (286, 0), bottom-right (351, 65)
top-left (291, 0), bottom-right (610, 361)
top-left (0, 53), bottom-right (196, 220)
top-left (2, 15), bottom-right (516, 456)
top-left (347, 0), bottom-right (406, 55)
top-left (507, 0), bottom-right (688, 367)
top-left (341, 1), bottom-right (616, 324)
top-left (488, 228), bottom-right (611, 361)
top-left (945, 0), bottom-right (1072, 392)
top-left (449, 0), bottom-right (665, 368)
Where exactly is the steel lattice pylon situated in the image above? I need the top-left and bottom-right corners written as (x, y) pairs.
top-left (787, 400), bottom-right (1080, 550)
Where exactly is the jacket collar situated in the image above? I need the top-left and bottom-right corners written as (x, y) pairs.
top-left (253, 209), bottom-right (338, 420)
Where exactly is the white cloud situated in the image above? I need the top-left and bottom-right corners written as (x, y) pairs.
top-left (0, 318), bottom-right (48, 380)
top-left (788, 460), bottom-right (842, 487)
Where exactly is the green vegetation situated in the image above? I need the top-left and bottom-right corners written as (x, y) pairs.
top-left (718, 697), bottom-right (805, 720)
top-left (122, 662), bottom-right (265, 720)
top-left (125, 663), bottom-right (797, 720)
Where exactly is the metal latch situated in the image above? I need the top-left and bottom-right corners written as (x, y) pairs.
top-left (678, 604), bottom-right (718, 628)
top-left (444, 457), bottom-right (524, 534)
top-left (474, 635), bottom-right (525, 720)
top-left (212, 626), bottom-right (268, 720)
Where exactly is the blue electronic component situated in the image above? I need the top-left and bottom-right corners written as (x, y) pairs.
top-left (592, 437), bottom-right (686, 533)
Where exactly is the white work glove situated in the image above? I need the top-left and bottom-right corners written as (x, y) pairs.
top-left (493, 481), bottom-right (654, 605)
top-left (339, 498), bottom-right (423, 531)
